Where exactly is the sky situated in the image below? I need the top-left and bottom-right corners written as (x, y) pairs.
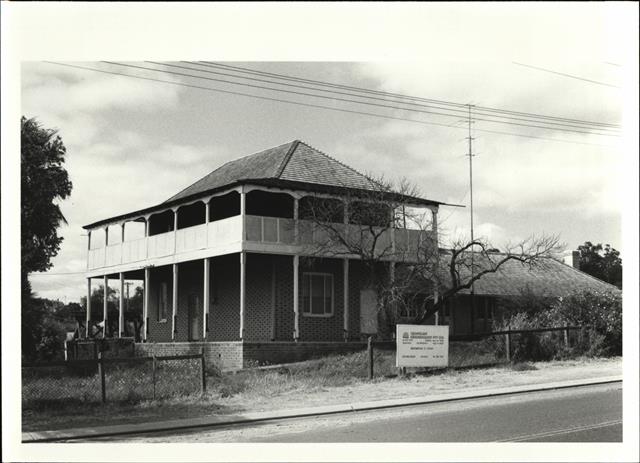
top-left (14, 4), bottom-right (636, 304)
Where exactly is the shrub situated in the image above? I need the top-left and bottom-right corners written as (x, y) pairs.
top-left (536, 290), bottom-right (621, 356)
top-left (496, 289), bottom-right (622, 361)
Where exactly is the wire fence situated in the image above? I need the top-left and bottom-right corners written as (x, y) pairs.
top-left (365, 325), bottom-right (589, 378)
top-left (22, 350), bottom-right (206, 408)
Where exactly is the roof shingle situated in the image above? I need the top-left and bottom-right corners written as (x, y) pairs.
top-left (165, 140), bottom-right (377, 203)
top-left (447, 254), bottom-right (620, 297)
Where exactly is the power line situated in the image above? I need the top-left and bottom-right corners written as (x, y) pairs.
top-left (513, 61), bottom-right (620, 89)
top-left (195, 61), bottom-right (620, 129)
top-left (158, 61), bottom-right (619, 134)
top-left (103, 61), bottom-right (618, 137)
top-left (29, 271), bottom-right (86, 276)
top-left (43, 62), bottom-right (614, 147)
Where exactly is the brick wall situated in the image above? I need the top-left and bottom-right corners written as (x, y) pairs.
top-left (274, 255), bottom-right (294, 341)
top-left (147, 265), bottom-right (173, 342)
top-left (145, 253), bottom-right (372, 345)
top-left (206, 254), bottom-right (241, 341)
top-left (244, 253), bottom-right (276, 341)
top-left (134, 341), bottom-right (243, 371)
top-left (243, 341), bottom-right (366, 366)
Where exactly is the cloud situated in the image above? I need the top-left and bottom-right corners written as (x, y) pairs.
top-left (22, 62), bottom-right (182, 116)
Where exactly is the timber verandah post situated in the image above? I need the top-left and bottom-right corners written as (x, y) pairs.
top-left (103, 275), bottom-right (108, 337)
top-left (239, 187), bottom-right (246, 340)
top-left (143, 267), bottom-right (150, 342)
top-left (203, 257), bottom-right (210, 340)
top-left (86, 278), bottom-right (92, 338)
top-left (293, 254), bottom-right (300, 341)
top-left (119, 273), bottom-right (125, 338)
top-left (172, 263), bottom-right (178, 340)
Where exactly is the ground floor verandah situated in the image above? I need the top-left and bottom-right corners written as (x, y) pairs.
top-left (85, 252), bottom-right (503, 358)
top-left (86, 252), bottom-right (380, 344)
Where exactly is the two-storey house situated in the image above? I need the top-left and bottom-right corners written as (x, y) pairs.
top-left (83, 140), bottom-right (445, 369)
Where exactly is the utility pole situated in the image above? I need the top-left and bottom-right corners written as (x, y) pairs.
top-left (467, 104), bottom-right (476, 333)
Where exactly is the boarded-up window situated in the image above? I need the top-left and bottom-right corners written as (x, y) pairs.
top-left (302, 273), bottom-right (333, 316)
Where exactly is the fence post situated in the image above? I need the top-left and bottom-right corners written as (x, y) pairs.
top-left (152, 354), bottom-right (157, 401)
top-left (505, 330), bottom-right (511, 362)
top-left (367, 336), bottom-right (374, 380)
top-left (98, 352), bottom-right (106, 403)
top-left (201, 347), bottom-right (207, 395)
top-left (563, 324), bottom-right (569, 349)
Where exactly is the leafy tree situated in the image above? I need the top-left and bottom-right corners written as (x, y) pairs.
top-left (80, 285), bottom-right (118, 337)
top-left (79, 284), bottom-right (144, 340)
top-left (577, 241), bottom-right (622, 288)
top-left (21, 116), bottom-right (72, 361)
top-left (21, 298), bottom-right (78, 362)
top-left (21, 116), bottom-right (72, 277)
top-left (126, 286), bottom-right (144, 341)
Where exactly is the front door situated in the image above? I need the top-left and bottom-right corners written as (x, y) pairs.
top-left (188, 293), bottom-right (201, 341)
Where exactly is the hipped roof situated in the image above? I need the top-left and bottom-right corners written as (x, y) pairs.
top-left (84, 140), bottom-right (453, 229)
top-left (445, 253), bottom-right (621, 298)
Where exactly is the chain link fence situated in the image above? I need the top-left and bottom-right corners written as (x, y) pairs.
top-left (22, 350), bottom-right (206, 409)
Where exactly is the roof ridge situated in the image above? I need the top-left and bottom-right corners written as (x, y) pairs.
top-left (164, 140), bottom-right (296, 203)
top-left (274, 140), bottom-right (301, 178)
top-left (296, 140), bottom-right (376, 188)
top-left (219, 140), bottom-right (296, 170)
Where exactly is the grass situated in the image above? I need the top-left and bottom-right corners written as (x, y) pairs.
top-left (21, 344), bottom-right (619, 433)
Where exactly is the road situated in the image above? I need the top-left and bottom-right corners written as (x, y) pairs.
top-left (87, 382), bottom-right (622, 443)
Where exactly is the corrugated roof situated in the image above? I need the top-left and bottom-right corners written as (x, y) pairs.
top-left (446, 254), bottom-right (620, 297)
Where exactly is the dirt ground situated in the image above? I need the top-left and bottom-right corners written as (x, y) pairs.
top-left (219, 356), bottom-right (622, 412)
top-left (22, 357), bottom-right (621, 432)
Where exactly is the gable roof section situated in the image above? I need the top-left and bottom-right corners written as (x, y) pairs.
top-left (447, 254), bottom-right (620, 298)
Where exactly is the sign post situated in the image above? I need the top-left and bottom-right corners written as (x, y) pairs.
top-left (396, 324), bottom-right (449, 368)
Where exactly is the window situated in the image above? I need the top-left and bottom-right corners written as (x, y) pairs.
top-left (302, 273), bottom-right (334, 316)
top-left (158, 282), bottom-right (168, 322)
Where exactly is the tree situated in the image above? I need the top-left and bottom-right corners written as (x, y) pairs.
top-left (21, 297), bottom-right (79, 362)
top-left (80, 285), bottom-right (118, 337)
top-left (79, 285), bottom-right (144, 340)
top-left (413, 234), bottom-right (562, 323)
top-left (577, 241), bottom-right (622, 289)
top-left (301, 175), bottom-right (562, 332)
top-left (126, 286), bottom-right (144, 341)
top-left (21, 116), bottom-right (72, 361)
top-left (21, 117), bottom-right (73, 277)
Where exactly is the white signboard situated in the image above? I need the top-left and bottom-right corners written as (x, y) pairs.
top-left (396, 324), bottom-right (449, 367)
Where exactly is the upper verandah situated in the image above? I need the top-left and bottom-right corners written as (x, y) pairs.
top-left (83, 139), bottom-right (455, 231)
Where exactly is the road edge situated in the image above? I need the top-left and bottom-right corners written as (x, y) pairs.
top-left (22, 375), bottom-right (622, 443)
